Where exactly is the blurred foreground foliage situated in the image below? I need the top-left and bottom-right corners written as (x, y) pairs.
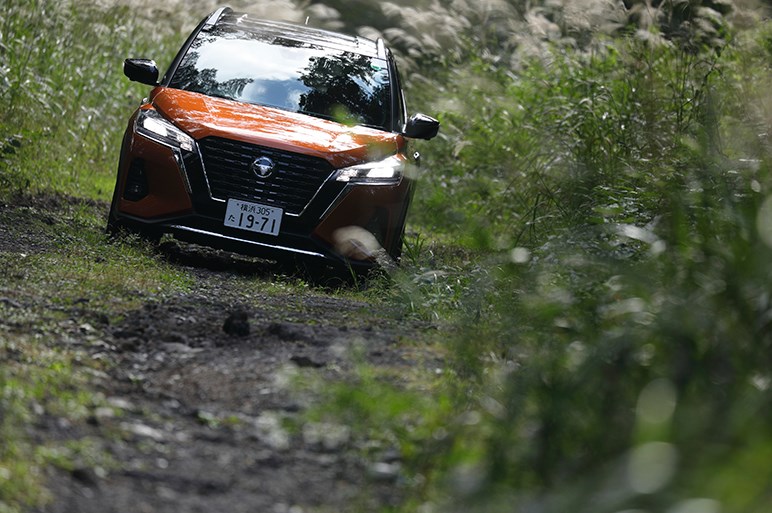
top-left (390, 2), bottom-right (772, 512)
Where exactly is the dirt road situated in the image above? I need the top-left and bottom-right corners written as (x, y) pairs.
top-left (0, 194), bottom-right (438, 513)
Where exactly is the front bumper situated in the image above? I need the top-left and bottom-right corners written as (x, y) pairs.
top-left (111, 125), bottom-right (413, 271)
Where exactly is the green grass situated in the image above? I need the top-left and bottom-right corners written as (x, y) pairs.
top-left (1, 201), bottom-right (192, 308)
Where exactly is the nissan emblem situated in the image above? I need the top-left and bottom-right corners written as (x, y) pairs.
top-left (250, 156), bottom-right (275, 179)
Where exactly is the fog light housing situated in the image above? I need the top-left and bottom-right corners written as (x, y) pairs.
top-left (123, 159), bottom-right (149, 201)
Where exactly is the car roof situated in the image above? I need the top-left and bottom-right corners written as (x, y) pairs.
top-left (204, 7), bottom-right (388, 60)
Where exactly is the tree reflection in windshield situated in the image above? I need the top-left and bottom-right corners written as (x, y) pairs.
top-left (297, 53), bottom-right (389, 128)
top-left (171, 55), bottom-right (255, 100)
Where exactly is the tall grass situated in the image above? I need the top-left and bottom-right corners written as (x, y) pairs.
top-left (0, 0), bottom-right (182, 199)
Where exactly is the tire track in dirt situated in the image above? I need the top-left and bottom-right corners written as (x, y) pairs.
top-left (1, 194), bottom-right (439, 513)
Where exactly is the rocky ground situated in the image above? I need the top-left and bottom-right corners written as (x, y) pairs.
top-left (0, 194), bottom-right (440, 513)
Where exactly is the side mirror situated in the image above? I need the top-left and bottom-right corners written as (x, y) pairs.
top-left (403, 113), bottom-right (440, 140)
top-left (124, 59), bottom-right (159, 86)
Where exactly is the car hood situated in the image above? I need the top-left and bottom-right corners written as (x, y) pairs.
top-left (150, 88), bottom-right (403, 169)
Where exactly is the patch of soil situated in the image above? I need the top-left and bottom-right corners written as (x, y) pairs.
top-left (1, 193), bottom-right (438, 513)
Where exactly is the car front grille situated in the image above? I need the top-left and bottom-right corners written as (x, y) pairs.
top-left (198, 137), bottom-right (334, 215)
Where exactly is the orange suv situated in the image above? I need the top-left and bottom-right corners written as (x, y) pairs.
top-left (107, 7), bottom-right (439, 275)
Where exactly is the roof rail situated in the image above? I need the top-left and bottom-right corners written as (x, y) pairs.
top-left (375, 38), bottom-right (387, 59)
top-left (203, 6), bottom-right (232, 31)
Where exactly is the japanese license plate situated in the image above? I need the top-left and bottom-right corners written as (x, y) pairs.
top-left (224, 199), bottom-right (282, 236)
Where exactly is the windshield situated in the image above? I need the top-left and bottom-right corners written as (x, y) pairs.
top-left (168, 25), bottom-right (392, 130)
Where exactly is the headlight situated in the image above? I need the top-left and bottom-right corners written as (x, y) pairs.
top-left (334, 155), bottom-right (405, 184)
top-left (135, 108), bottom-right (194, 152)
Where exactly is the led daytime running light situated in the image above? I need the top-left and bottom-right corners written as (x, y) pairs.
top-left (136, 109), bottom-right (194, 152)
top-left (336, 155), bottom-right (404, 183)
